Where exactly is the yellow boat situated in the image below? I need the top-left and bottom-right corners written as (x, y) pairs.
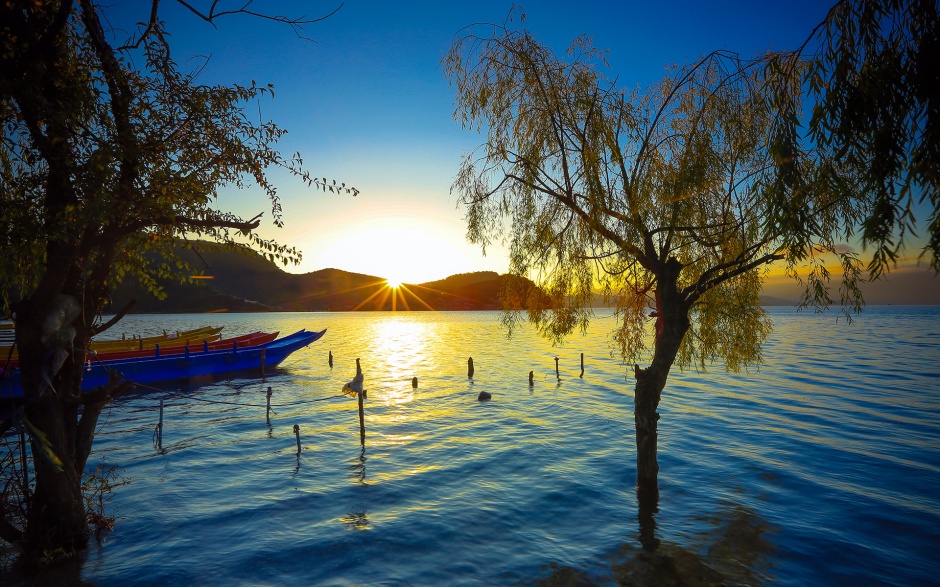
top-left (88, 326), bottom-right (224, 351)
top-left (1, 326), bottom-right (223, 359)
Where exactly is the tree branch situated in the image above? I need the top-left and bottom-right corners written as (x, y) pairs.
top-left (73, 371), bottom-right (134, 472)
top-left (123, 212), bottom-right (262, 234)
top-left (0, 516), bottom-right (23, 549)
top-left (173, 0), bottom-right (344, 40)
top-left (92, 299), bottom-right (137, 337)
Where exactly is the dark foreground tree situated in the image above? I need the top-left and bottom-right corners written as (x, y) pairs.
top-left (0, 0), bottom-right (354, 561)
top-left (444, 0), bottom-right (936, 547)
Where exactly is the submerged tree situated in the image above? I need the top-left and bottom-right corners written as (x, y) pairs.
top-left (0, 0), bottom-right (354, 560)
top-left (443, 0), bottom-right (937, 537)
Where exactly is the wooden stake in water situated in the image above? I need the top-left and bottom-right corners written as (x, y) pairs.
top-left (358, 389), bottom-right (365, 446)
top-left (555, 357), bottom-right (560, 378)
top-left (580, 353), bottom-right (584, 378)
top-left (266, 386), bottom-right (273, 423)
top-left (294, 424), bottom-right (301, 454)
top-left (412, 376), bottom-right (418, 388)
top-left (156, 399), bottom-right (164, 446)
top-left (529, 370), bottom-right (534, 386)
top-left (329, 350), bottom-right (333, 368)
top-left (468, 357), bottom-right (474, 378)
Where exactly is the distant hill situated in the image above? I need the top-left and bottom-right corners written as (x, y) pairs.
top-left (117, 242), bottom-right (935, 314)
top-left (109, 243), bottom-right (535, 313)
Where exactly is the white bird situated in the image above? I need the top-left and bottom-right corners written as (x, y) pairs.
top-left (342, 357), bottom-right (366, 399)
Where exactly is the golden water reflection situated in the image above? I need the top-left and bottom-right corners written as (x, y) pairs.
top-left (368, 318), bottom-right (434, 408)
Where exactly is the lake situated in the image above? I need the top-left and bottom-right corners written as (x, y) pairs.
top-left (2, 307), bottom-right (939, 586)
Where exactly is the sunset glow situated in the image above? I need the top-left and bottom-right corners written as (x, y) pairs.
top-left (304, 220), bottom-right (492, 285)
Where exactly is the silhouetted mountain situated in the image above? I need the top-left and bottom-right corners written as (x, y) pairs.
top-left (109, 243), bottom-right (532, 313)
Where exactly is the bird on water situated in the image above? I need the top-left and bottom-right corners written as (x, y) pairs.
top-left (342, 357), bottom-right (366, 399)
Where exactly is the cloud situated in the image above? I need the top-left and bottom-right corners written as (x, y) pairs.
top-left (833, 243), bottom-right (855, 254)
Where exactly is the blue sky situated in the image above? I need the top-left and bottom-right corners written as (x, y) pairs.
top-left (112, 1), bottom-right (849, 283)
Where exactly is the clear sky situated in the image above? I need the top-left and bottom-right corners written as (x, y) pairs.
top-left (107, 0), bottom-right (936, 299)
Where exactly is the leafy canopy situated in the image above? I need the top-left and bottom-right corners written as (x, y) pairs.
top-left (443, 10), bottom-right (877, 371)
top-left (0, 1), bottom-right (356, 315)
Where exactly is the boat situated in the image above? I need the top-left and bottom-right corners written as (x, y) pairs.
top-left (0, 329), bottom-right (325, 400)
top-left (85, 326), bottom-right (224, 352)
top-left (2, 331), bottom-right (279, 369)
top-left (0, 326), bottom-right (225, 360)
top-left (86, 331), bottom-right (279, 362)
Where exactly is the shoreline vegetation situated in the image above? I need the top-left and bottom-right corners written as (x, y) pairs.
top-left (107, 243), bottom-right (939, 314)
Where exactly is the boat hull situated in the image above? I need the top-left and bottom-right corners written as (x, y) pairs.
top-left (0, 329), bottom-right (325, 400)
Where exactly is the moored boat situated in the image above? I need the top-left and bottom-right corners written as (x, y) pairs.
top-left (0, 329), bottom-right (325, 400)
top-left (0, 326), bottom-right (224, 360)
top-left (2, 331), bottom-right (279, 369)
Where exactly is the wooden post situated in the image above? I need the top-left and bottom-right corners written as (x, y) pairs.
top-left (294, 424), bottom-right (301, 454)
top-left (266, 386), bottom-right (273, 423)
top-left (555, 357), bottom-right (560, 378)
top-left (156, 399), bottom-right (164, 446)
top-left (412, 376), bottom-right (418, 388)
top-left (468, 357), bottom-right (474, 378)
top-left (580, 353), bottom-right (584, 377)
top-left (203, 339), bottom-right (209, 353)
top-left (329, 350), bottom-right (333, 368)
top-left (155, 343), bottom-right (160, 358)
top-left (260, 348), bottom-right (266, 376)
top-left (358, 390), bottom-right (366, 446)
top-left (529, 370), bottom-right (534, 386)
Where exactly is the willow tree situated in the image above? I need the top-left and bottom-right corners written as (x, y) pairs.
top-left (443, 16), bottom-right (877, 509)
top-left (791, 0), bottom-right (939, 276)
top-left (0, 1), bottom-right (353, 560)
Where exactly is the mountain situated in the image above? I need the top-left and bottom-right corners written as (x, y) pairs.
top-left (109, 243), bottom-right (532, 313)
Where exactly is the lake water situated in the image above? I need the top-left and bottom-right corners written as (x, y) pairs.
top-left (2, 307), bottom-right (939, 586)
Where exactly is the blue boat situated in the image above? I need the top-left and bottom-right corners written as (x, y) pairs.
top-left (0, 329), bottom-right (325, 400)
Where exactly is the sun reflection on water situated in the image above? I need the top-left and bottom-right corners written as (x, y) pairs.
top-left (368, 318), bottom-right (433, 407)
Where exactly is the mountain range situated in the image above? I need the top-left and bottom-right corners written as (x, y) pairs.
top-left (109, 243), bottom-right (524, 313)
top-left (108, 242), bottom-right (937, 314)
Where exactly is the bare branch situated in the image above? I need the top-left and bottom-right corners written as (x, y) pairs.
top-left (173, 0), bottom-right (344, 40)
top-left (92, 299), bottom-right (138, 337)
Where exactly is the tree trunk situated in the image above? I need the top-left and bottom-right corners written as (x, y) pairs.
top-left (632, 258), bottom-right (690, 549)
top-left (24, 397), bottom-right (89, 560)
top-left (14, 290), bottom-right (92, 560)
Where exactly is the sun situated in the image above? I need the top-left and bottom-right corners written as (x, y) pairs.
top-left (385, 277), bottom-right (403, 289)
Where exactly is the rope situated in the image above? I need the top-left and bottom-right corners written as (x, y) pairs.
top-left (131, 381), bottom-right (349, 408)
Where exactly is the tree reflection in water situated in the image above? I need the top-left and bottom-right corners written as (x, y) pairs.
top-left (349, 446), bottom-right (367, 486)
top-left (342, 447), bottom-right (370, 531)
top-left (536, 499), bottom-right (775, 587)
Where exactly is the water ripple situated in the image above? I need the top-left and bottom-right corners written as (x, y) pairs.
top-left (3, 307), bottom-right (937, 586)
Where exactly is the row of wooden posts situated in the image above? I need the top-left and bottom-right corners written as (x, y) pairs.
top-left (153, 351), bottom-right (588, 455)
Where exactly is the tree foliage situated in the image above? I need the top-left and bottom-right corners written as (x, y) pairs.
top-left (0, 0), bottom-right (353, 559)
top-left (0, 1), bottom-right (357, 314)
top-left (443, 1), bottom-right (937, 504)
top-left (446, 16), bottom-right (798, 371)
top-left (799, 0), bottom-right (938, 276)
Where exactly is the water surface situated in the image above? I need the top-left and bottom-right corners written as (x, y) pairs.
top-left (4, 307), bottom-right (939, 586)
